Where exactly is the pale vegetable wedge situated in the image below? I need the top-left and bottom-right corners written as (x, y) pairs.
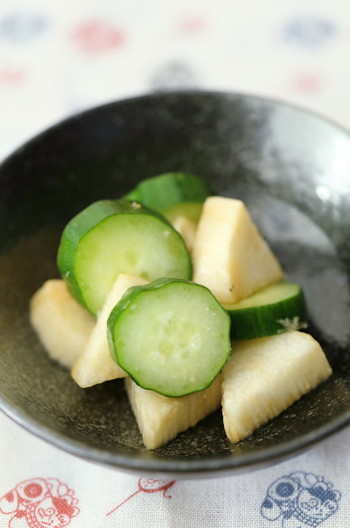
top-left (192, 196), bottom-right (284, 304)
top-left (172, 215), bottom-right (197, 253)
top-left (29, 280), bottom-right (95, 369)
top-left (222, 331), bottom-right (332, 443)
top-left (71, 273), bottom-right (148, 387)
top-left (125, 375), bottom-right (222, 449)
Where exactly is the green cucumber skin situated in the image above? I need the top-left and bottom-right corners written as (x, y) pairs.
top-left (56, 201), bottom-right (126, 309)
top-left (107, 278), bottom-right (231, 398)
top-left (124, 173), bottom-right (212, 212)
top-left (226, 284), bottom-right (308, 341)
top-left (57, 200), bottom-right (192, 314)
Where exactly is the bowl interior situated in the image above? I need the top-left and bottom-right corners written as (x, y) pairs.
top-left (1, 91), bottom-right (350, 476)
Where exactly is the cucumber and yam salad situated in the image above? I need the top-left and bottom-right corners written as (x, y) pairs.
top-left (30, 172), bottom-right (332, 449)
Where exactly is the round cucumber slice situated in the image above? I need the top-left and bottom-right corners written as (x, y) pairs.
top-left (107, 278), bottom-right (231, 397)
top-left (57, 200), bottom-right (192, 315)
top-left (223, 282), bottom-right (308, 341)
top-left (124, 172), bottom-right (212, 211)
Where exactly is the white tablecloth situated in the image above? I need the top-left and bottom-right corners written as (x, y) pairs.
top-left (1, 1), bottom-right (350, 527)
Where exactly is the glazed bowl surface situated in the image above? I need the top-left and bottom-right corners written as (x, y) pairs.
top-left (1, 91), bottom-right (350, 477)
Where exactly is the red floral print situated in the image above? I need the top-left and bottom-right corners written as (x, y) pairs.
top-left (0, 478), bottom-right (79, 528)
top-left (72, 20), bottom-right (125, 53)
top-left (106, 478), bottom-right (175, 516)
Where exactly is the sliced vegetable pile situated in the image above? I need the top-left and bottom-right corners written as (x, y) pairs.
top-left (29, 171), bottom-right (332, 450)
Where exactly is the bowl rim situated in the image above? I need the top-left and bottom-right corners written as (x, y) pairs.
top-left (2, 87), bottom-right (350, 166)
top-left (1, 398), bottom-right (349, 478)
top-left (1, 89), bottom-right (350, 477)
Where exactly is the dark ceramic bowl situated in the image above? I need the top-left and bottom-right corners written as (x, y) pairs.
top-left (1, 91), bottom-right (350, 477)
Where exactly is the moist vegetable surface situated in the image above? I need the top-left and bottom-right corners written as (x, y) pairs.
top-left (30, 172), bottom-right (332, 450)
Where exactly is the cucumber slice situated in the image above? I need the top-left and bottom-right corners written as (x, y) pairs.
top-left (161, 202), bottom-right (203, 224)
top-left (107, 278), bottom-right (231, 397)
top-left (223, 282), bottom-right (308, 341)
top-left (57, 200), bottom-right (191, 315)
top-left (124, 173), bottom-right (212, 211)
